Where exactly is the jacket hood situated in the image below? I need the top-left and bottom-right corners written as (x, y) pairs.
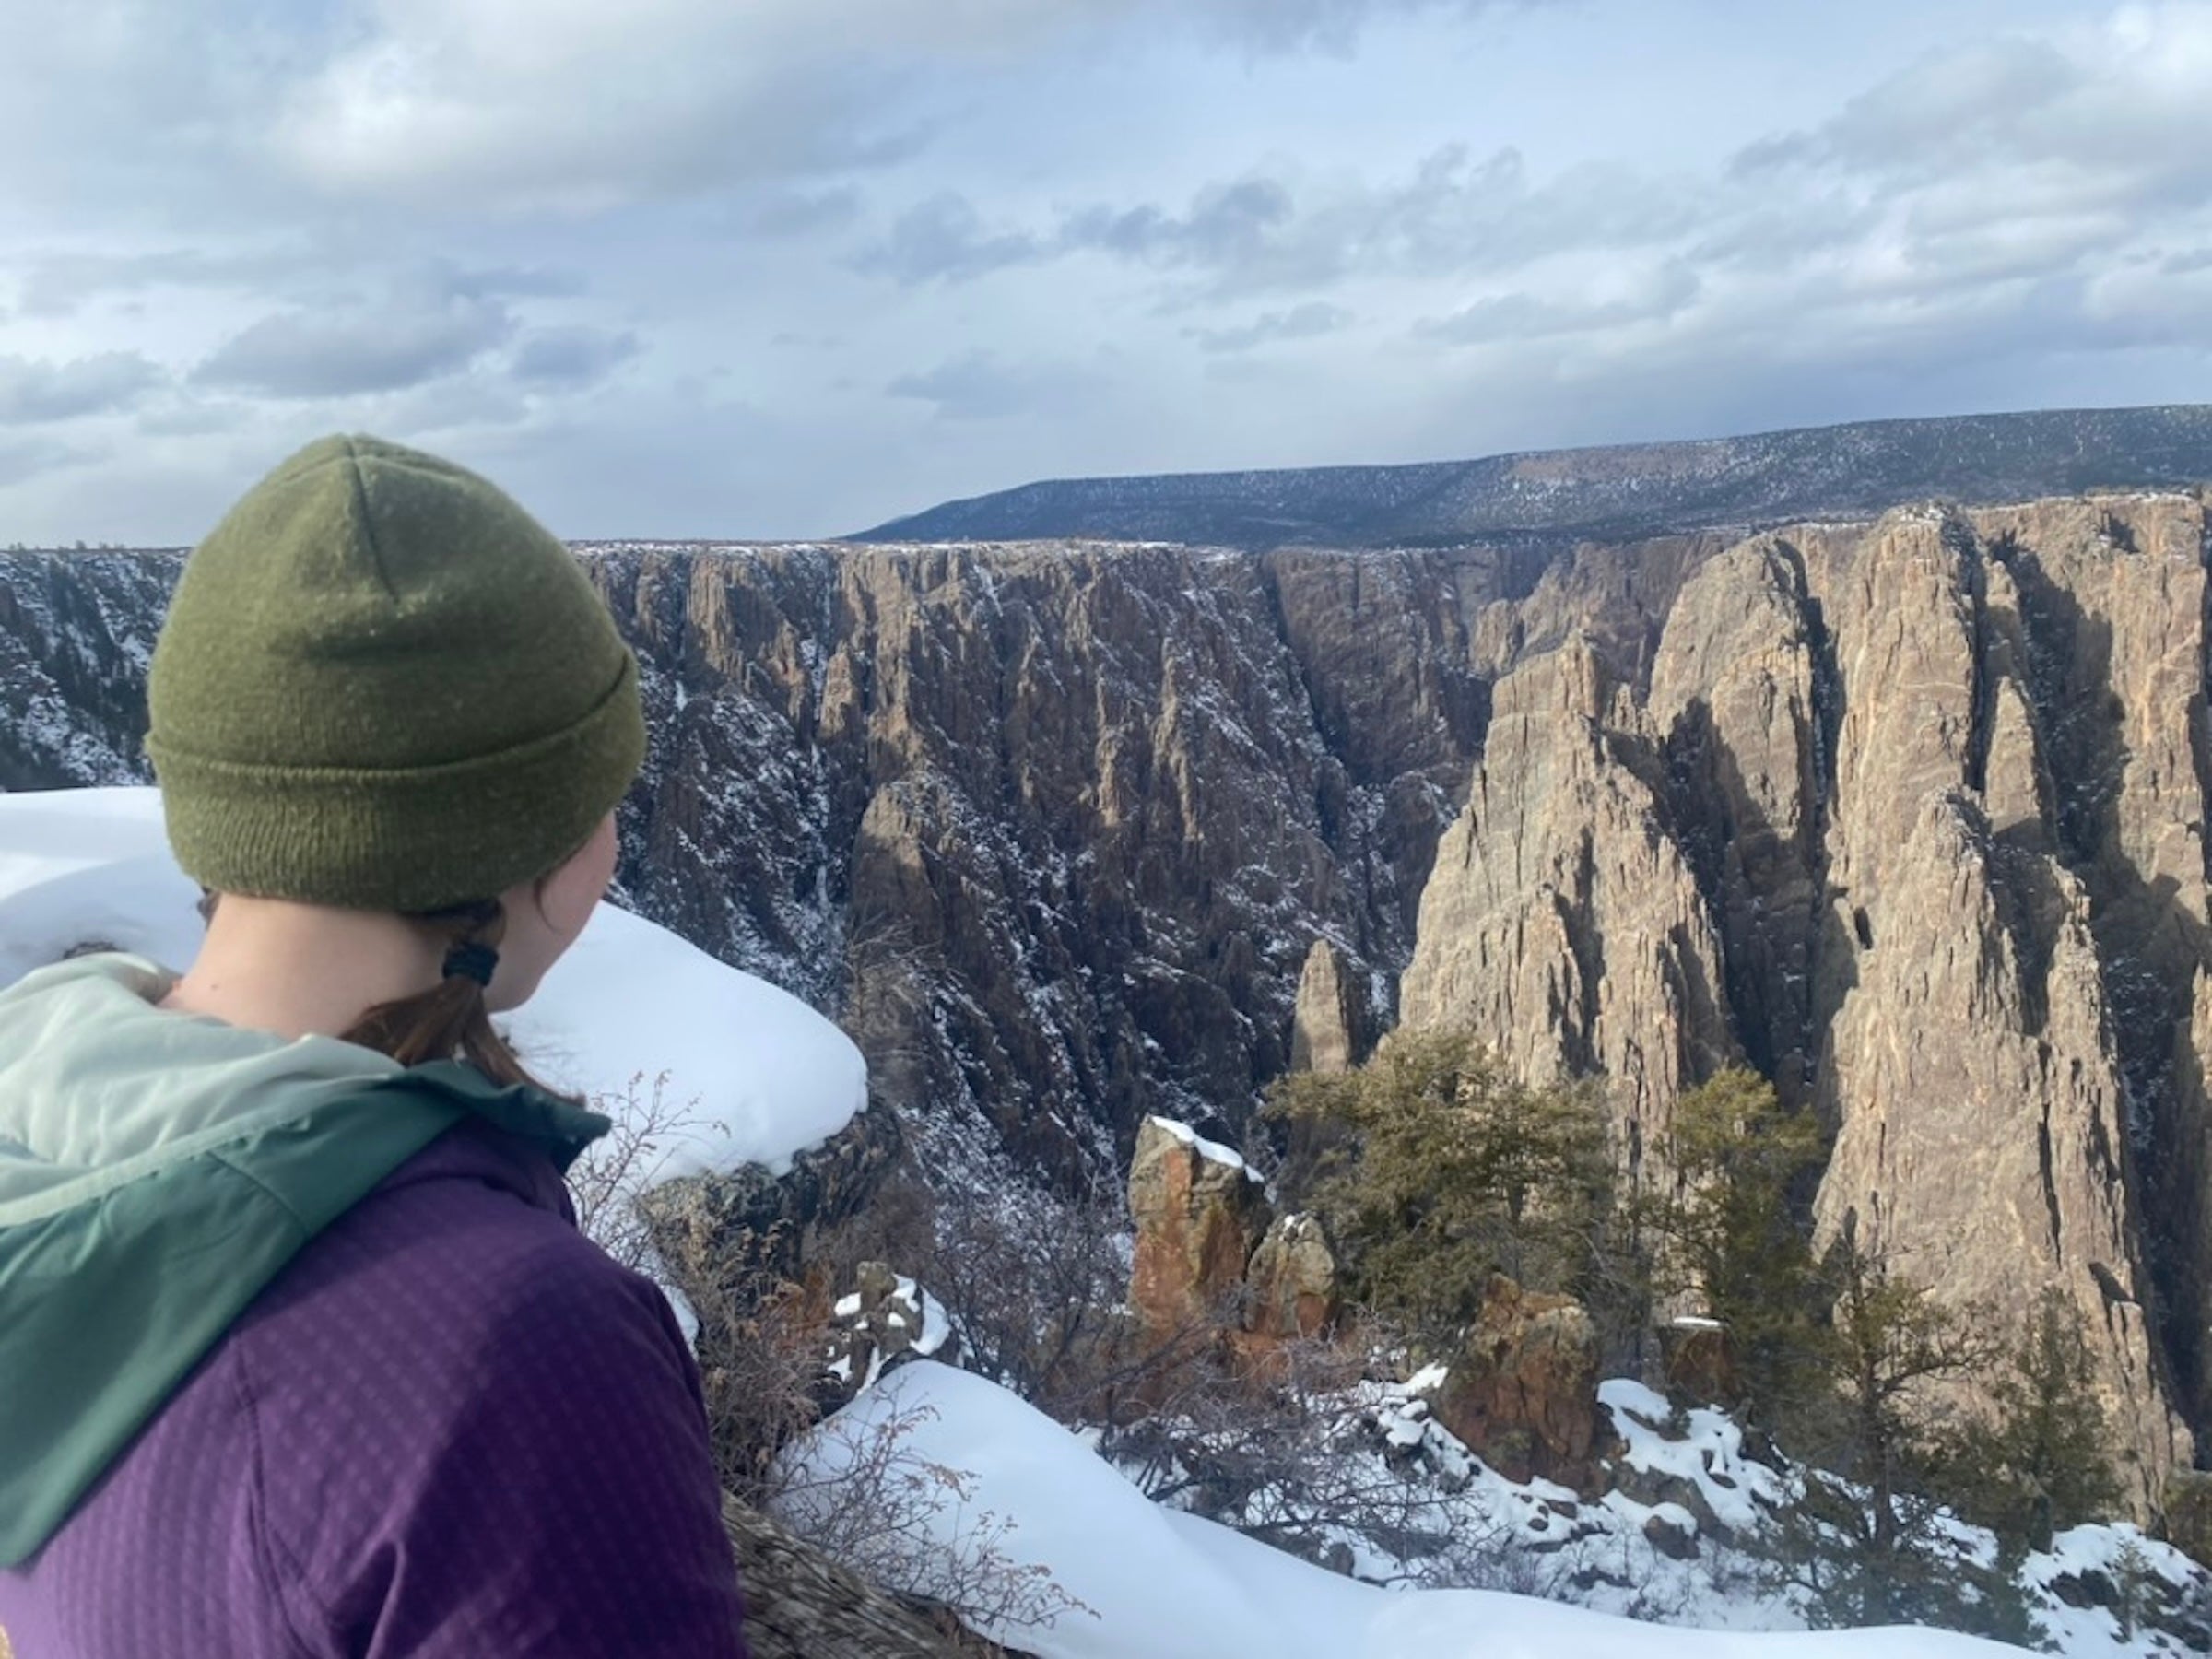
top-left (0, 953), bottom-right (403, 1218)
top-left (0, 953), bottom-right (607, 1567)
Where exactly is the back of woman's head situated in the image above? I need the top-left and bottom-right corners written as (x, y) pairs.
top-left (146, 434), bottom-right (646, 1087)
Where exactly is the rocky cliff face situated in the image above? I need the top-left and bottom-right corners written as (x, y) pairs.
top-left (0, 548), bottom-right (177, 791)
top-left (588, 539), bottom-right (1499, 1182)
top-left (1399, 495), bottom-right (2212, 1510)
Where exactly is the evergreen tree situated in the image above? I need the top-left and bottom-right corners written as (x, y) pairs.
top-left (1644, 1068), bottom-right (1827, 1418)
top-left (1936, 1285), bottom-right (2124, 1552)
top-left (1759, 1234), bottom-right (2041, 1642)
top-left (1265, 1030), bottom-right (1614, 1352)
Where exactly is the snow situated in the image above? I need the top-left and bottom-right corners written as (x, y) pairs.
top-left (1147, 1112), bottom-right (1262, 1181)
top-left (894, 1273), bottom-right (955, 1358)
top-left (785, 1361), bottom-right (2032, 1659)
top-left (1602, 1379), bottom-right (1784, 1535)
top-left (0, 785), bottom-right (864, 1176)
top-left (2022, 1524), bottom-right (2204, 1656)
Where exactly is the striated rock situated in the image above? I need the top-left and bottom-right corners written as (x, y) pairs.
top-left (1397, 498), bottom-right (2209, 1512)
top-left (638, 1097), bottom-right (905, 1291)
top-left (1242, 1213), bottom-right (1340, 1341)
top-left (15, 491), bottom-right (2212, 1501)
top-left (583, 539), bottom-right (1495, 1184)
top-left (724, 1493), bottom-right (990, 1657)
top-left (1128, 1116), bottom-right (1272, 1339)
top-left (1802, 505), bottom-right (2194, 1513)
top-left (1975, 497), bottom-right (2212, 1420)
top-left (1434, 1273), bottom-right (1608, 1495)
top-left (1399, 636), bottom-right (1735, 1183)
top-left (0, 549), bottom-right (176, 791)
top-left (1647, 537), bottom-right (1828, 1097)
top-left (1810, 789), bottom-right (2186, 1512)
top-left (1289, 939), bottom-right (1365, 1074)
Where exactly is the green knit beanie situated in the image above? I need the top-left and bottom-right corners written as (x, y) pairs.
top-left (146, 434), bottom-right (646, 913)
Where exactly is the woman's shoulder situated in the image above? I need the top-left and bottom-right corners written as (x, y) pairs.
top-left (218, 1112), bottom-right (696, 1497)
top-left (242, 1115), bottom-right (690, 1400)
top-left (223, 1128), bottom-right (741, 1654)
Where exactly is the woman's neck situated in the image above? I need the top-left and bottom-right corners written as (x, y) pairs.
top-left (159, 897), bottom-right (443, 1041)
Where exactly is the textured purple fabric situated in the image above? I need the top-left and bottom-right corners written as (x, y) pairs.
top-left (0, 1119), bottom-right (748, 1657)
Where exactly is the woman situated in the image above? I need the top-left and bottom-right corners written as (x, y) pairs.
top-left (0, 436), bottom-right (748, 1655)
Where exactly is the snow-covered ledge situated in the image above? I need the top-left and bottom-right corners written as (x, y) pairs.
top-left (0, 786), bottom-right (865, 1177)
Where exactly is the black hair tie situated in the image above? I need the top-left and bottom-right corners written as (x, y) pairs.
top-left (442, 942), bottom-right (500, 988)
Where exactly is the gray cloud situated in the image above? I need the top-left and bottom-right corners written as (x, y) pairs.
top-left (18, 249), bottom-right (295, 317)
top-left (888, 350), bottom-right (1101, 420)
top-left (854, 194), bottom-right (1049, 285)
top-left (860, 147), bottom-right (1707, 299)
top-left (1064, 176), bottom-right (1302, 271)
top-left (194, 279), bottom-right (517, 398)
top-left (13, 246), bottom-right (579, 322)
top-left (0, 352), bottom-right (165, 424)
top-left (746, 187), bottom-right (864, 238)
top-left (1418, 265), bottom-right (1700, 346)
top-left (242, 0), bottom-right (1505, 218)
top-left (511, 326), bottom-right (642, 385)
top-left (0, 433), bottom-right (91, 490)
top-left (1733, 10), bottom-right (2212, 214)
top-left (1182, 0), bottom-right (1498, 53)
top-left (1188, 300), bottom-right (1354, 352)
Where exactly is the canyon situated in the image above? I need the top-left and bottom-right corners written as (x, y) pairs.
top-left (6, 472), bottom-right (2212, 1513)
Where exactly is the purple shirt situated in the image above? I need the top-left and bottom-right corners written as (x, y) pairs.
top-left (1, 1119), bottom-right (748, 1657)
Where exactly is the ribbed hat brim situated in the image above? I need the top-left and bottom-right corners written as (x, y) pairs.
top-left (149, 654), bottom-right (645, 913)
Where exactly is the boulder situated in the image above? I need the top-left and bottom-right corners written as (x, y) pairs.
top-left (1242, 1213), bottom-right (1340, 1341)
top-left (1129, 1116), bottom-right (1272, 1339)
top-left (1659, 1318), bottom-right (1739, 1407)
top-left (1642, 1511), bottom-right (1700, 1561)
top-left (1435, 1273), bottom-right (1608, 1495)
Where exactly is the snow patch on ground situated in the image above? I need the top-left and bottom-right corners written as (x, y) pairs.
top-left (788, 1360), bottom-right (2033, 1659)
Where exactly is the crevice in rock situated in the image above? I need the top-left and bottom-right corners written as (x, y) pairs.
top-left (2038, 1100), bottom-right (2065, 1258)
top-left (1962, 529), bottom-right (1997, 801)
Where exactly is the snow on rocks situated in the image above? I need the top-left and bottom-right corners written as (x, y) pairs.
top-left (0, 785), bottom-right (864, 1175)
top-left (823, 1262), bottom-right (958, 1396)
top-left (1602, 1379), bottom-right (1785, 1537)
top-left (1145, 1113), bottom-right (1262, 1181)
top-left (786, 1360), bottom-right (2034, 1659)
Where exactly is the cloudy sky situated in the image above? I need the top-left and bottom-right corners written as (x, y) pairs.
top-left (0, 0), bottom-right (2206, 543)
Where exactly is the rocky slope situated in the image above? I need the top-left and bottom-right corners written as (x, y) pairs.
top-left (858, 406), bottom-right (2212, 550)
top-left (1397, 495), bottom-right (2212, 1511)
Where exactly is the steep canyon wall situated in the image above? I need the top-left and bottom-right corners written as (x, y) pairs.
top-left (1398, 498), bottom-right (2212, 1508)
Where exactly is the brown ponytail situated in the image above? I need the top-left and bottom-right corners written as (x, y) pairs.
top-left (338, 895), bottom-right (580, 1100)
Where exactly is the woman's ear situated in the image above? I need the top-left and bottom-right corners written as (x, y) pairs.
top-left (531, 814), bottom-right (620, 946)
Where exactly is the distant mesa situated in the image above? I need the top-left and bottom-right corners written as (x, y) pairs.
top-left (852, 404), bottom-right (2212, 550)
